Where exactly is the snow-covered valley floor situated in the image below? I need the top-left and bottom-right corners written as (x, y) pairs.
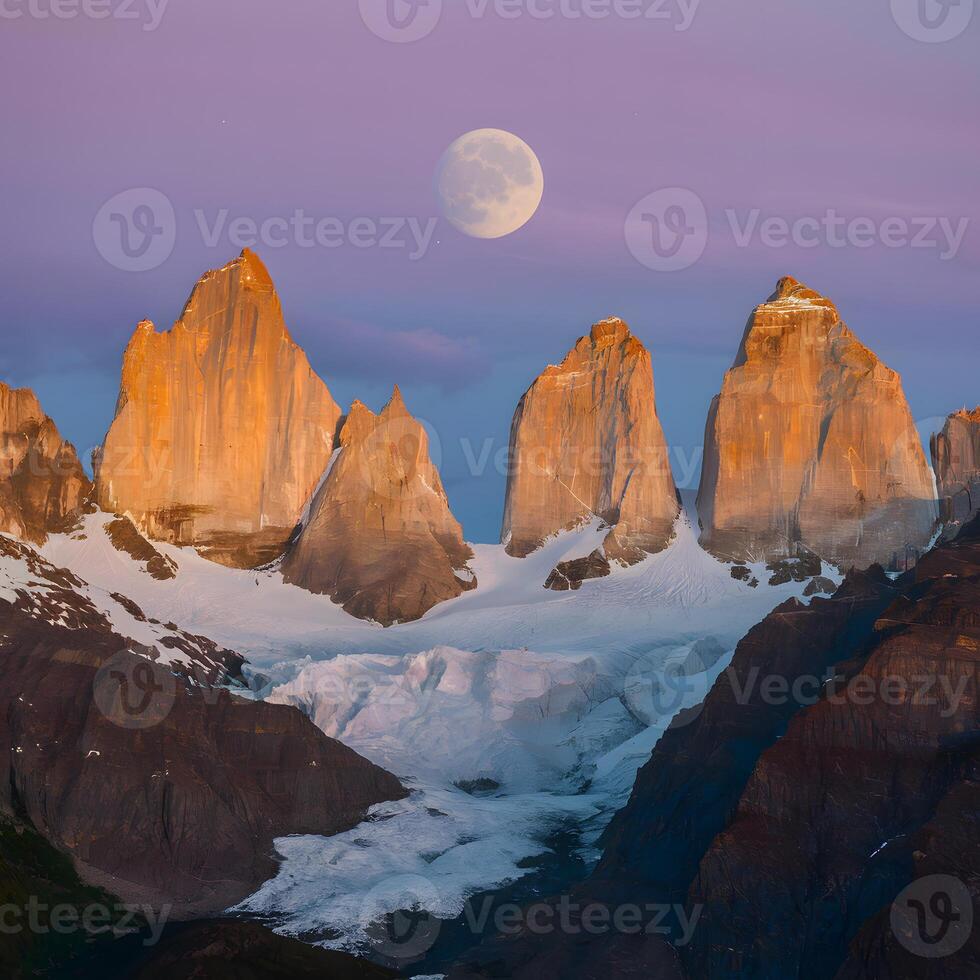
top-left (41, 498), bottom-right (833, 963)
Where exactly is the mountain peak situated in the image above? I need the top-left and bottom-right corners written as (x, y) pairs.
top-left (283, 386), bottom-right (474, 626)
top-left (96, 254), bottom-right (341, 568)
top-left (382, 384), bottom-right (409, 418)
top-left (233, 248), bottom-right (274, 289)
top-left (764, 276), bottom-right (839, 317)
top-left (589, 317), bottom-right (632, 346)
top-left (699, 277), bottom-right (936, 567)
top-left (502, 319), bottom-right (678, 562)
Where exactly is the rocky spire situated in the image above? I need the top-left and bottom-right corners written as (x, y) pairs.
top-left (282, 388), bottom-right (476, 626)
top-left (95, 250), bottom-right (342, 568)
top-left (0, 382), bottom-right (90, 543)
top-left (931, 407), bottom-right (980, 533)
top-left (698, 276), bottom-right (937, 569)
top-left (501, 318), bottom-right (679, 563)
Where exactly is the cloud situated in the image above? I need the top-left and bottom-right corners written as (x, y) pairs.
top-left (302, 317), bottom-right (489, 392)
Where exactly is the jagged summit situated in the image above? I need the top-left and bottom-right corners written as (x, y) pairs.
top-left (766, 274), bottom-right (840, 313)
top-left (502, 317), bottom-right (679, 563)
top-left (589, 316), bottom-right (632, 345)
top-left (95, 251), bottom-right (341, 569)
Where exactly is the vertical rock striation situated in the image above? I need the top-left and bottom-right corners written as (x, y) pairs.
top-left (931, 407), bottom-right (980, 533)
top-left (95, 249), bottom-right (341, 568)
top-left (0, 382), bottom-right (90, 543)
top-left (698, 276), bottom-right (937, 569)
top-left (283, 387), bottom-right (476, 626)
top-left (501, 318), bottom-right (679, 563)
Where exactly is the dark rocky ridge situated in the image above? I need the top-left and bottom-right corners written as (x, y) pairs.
top-left (544, 550), bottom-right (611, 591)
top-left (451, 518), bottom-right (980, 979)
top-left (0, 552), bottom-right (406, 917)
top-left (104, 515), bottom-right (178, 580)
top-left (55, 919), bottom-right (400, 979)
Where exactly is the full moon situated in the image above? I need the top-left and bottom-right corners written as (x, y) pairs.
top-left (434, 129), bottom-right (544, 239)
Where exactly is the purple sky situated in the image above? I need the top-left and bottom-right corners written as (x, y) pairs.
top-left (2, 0), bottom-right (978, 541)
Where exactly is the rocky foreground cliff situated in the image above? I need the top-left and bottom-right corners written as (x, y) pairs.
top-left (283, 387), bottom-right (475, 625)
top-left (0, 382), bottom-right (89, 543)
top-left (501, 318), bottom-right (679, 565)
top-left (932, 407), bottom-right (980, 535)
top-left (0, 537), bottom-right (406, 917)
top-left (451, 517), bottom-right (980, 979)
top-left (95, 249), bottom-right (341, 569)
top-left (698, 277), bottom-right (937, 570)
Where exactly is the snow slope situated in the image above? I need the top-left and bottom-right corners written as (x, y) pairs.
top-left (41, 499), bottom-right (835, 957)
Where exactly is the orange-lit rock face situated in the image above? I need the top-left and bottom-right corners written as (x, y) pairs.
top-left (282, 388), bottom-right (476, 626)
top-left (0, 383), bottom-right (90, 543)
top-left (698, 277), bottom-right (937, 569)
top-left (501, 318), bottom-right (679, 562)
top-left (931, 407), bottom-right (980, 530)
top-left (95, 250), bottom-right (341, 568)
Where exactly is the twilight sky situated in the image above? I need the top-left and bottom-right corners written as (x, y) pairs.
top-left (1, 0), bottom-right (978, 542)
